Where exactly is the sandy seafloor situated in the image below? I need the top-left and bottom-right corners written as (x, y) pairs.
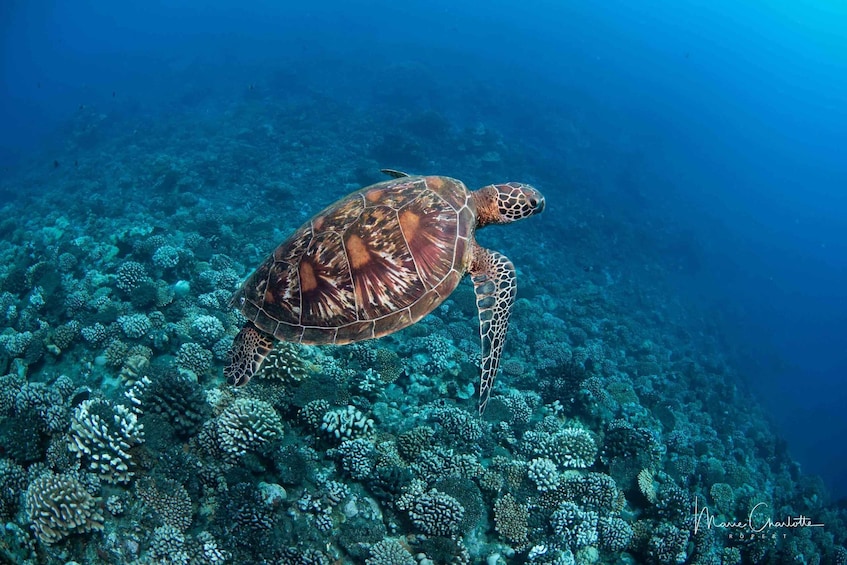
top-left (0, 65), bottom-right (845, 564)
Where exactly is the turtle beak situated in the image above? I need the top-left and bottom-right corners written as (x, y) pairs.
top-left (530, 190), bottom-right (545, 214)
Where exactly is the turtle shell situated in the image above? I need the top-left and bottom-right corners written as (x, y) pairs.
top-left (231, 175), bottom-right (477, 344)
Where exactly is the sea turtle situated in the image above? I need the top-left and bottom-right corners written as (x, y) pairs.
top-left (226, 170), bottom-right (545, 413)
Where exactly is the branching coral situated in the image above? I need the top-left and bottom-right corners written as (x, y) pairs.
top-left (0, 459), bottom-right (26, 520)
top-left (127, 370), bottom-right (210, 438)
top-left (397, 425), bottom-right (435, 462)
top-left (137, 476), bottom-right (194, 531)
top-left (597, 516), bottom-right (634, 552)
top-left (648, 523), bottom-right (690, 564)
top-left (259, 341), bottom-right (314, 383)
top-left (493, 493), bottom-right (529, 547)
top-left (147, 524), bottom-right (189, 564)
top-left (191, 314), bottom-right (225, 344)
top-left (709, 482), bottom-right (735, 515)
top-left (408, 489), bottom-right (465, 537)
top-left (115, 261), bottom-right (148, 293)
top-left (367, 539), bottom-right (416, 565)
top-left (334, 438), bottom-right (376, 480)
top-left (68, 397), bottom-right (145, 484)
top-left (118, 313), bottom-right (152, 339)
top-left (25, 471), bottom-right (104, 544)
top-left (321, 405), bottom-right (374, 440)
top-left (550, 501), bottom-right (599, 550)
top-left (523, 426), bottom-right (597, 469)
top-left (528, 457), bottom-right (560, 492)
top-left (430, 403), bottom-right (482, 443)
top-left (215, 397), bottom-right (283, 457)
top-left (175, 342), bottom-right (213, 377)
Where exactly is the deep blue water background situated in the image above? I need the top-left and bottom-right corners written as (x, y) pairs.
top-left (2, 0), bottom-right (846, 498)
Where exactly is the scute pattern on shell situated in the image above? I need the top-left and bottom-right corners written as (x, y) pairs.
top-left (232, 176), bottom-right (475, 345)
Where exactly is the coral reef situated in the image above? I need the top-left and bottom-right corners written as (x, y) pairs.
top-left (0, 64), bottom-right (842, 565)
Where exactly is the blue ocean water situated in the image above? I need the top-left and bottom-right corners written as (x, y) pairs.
top-left (1, 0), bottom-right (846, 562)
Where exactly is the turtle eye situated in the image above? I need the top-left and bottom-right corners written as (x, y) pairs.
top-left (528, 196), bottom-right (538, 208)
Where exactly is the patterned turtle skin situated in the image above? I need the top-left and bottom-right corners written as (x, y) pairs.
top-left (227, 173), bottom-right (545, 413)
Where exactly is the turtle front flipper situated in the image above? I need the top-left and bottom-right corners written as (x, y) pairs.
top-left (470, 244), bottom-right (517, 415)
top-left (225, 322), bottom-right (274, 386)
top-left (380, 168), bottom-right (411, 178)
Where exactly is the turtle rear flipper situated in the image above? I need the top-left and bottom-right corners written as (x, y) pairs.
top-left (470, 244), bottom-right (517, 415)
top-left (225, 322), bottom-right (274, 386)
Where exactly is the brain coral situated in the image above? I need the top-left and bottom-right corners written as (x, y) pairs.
top-left (25, 471), bottom-right (104, 544)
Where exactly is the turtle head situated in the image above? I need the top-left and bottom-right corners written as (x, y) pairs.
top-left (475, 182), bottom-right (545, 226)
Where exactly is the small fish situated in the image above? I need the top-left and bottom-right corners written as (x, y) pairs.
top-left (78, 104), bottom-right (85, 110)
top-left (71, 388), bottom-right (90, 406)
top-left (53, 160), bottom-right (59, 168)
top-left (74, 159), bottom-right (79, 167)
top-left (112, 91), bottom-right (116, 97)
